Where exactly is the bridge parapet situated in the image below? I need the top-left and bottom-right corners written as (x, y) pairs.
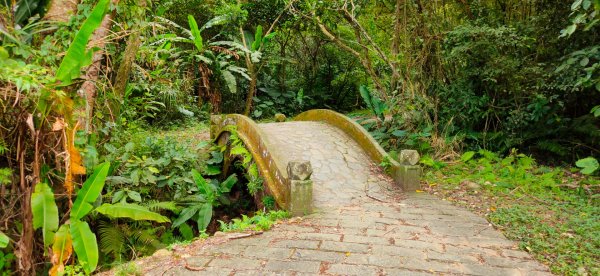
top-left (210, 114), bottom-right (313, 216)
top-left (295, 109), bottom-right (421, 191)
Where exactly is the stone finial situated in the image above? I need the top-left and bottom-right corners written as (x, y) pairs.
top-left (399, 150), bottom-right (420, 165)
top-left (274, 113), bottom-right (287, 122)
top-left (287, 161), bottom-right (312, 181)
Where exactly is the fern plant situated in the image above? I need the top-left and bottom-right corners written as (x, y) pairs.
top-left (227, 127), bottom-right (263, 195)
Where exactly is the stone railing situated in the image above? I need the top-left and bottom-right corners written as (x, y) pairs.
top-left (211, 114), bottom-right (312, 215)
top-left (294, 109), bottom-right (421, 191)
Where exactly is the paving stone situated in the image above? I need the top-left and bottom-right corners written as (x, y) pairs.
top-left (296, 232), bottom-right (342, 241)
top-left (162, 266), bottom-right (233, 276)
top-left (393, 239), bottom-right (445, 252)
top-left (292, 249), bottom-right (345, 262)
top-left (208, 256), bottom-right (264, 269)
top-left (382, 268), bottom-right (437, 276)
top-left (264, 260), bottom-right (321, 273)
top-left (343, 234), bottom-right (390, 245)
top-left (320, 241), bottom-right (370, 253)
top-left (242, 246), bottom-right (293, 259)
top-left (371, 244), bottom-right (426, 258)
top-left (271, 239), bottom-right (320, 250)
top-left (326, 263), bottom-right (379, 275)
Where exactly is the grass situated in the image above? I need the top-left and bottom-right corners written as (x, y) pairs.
top-left (422, 149), bottom-right (599, 275)
top-left (218, 210), bottom-right (290, 232)
top-left (150, 120), bottom-right (210, 147)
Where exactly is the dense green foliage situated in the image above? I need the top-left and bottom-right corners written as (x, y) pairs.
top-left (1, 0), bottom-right (599, 274)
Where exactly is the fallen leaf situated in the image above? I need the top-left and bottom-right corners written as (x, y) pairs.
top-left (52, 118), bottom-right (66, 131)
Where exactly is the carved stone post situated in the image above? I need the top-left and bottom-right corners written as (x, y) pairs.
top-left (395, 150), bottom-right (422, 192)
top-left (287, 161), bottom-right (313, 216)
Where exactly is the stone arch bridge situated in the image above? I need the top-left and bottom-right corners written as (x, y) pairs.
top-left (210, 109), bottom-right (421, 215)
top-left (130, 109), bottom-right (551, 275)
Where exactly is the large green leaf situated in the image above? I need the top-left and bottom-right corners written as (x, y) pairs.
top-left (192, 169), bottom-right (213, 200)
top-left (95, 203), bottom-right (170, 223)
top-left (219, 174), bottom-right (238, 193)
top-left (70, 221), bottom-right (98, 274)
top-left (71, 162), bottom-right (110, 220)
top-left (201, 14), bottom-right (229, 31)
top-left (222, 70), bottom-right (237, 94)
top-left (0, 231), bottom-right (8, 248)
top-left (197, 203), bottom-right (213, 231)
top-left (49, 224), bottom-right (72, 275)
top-left (171, 206), bottom-right (200, 228)
top-left (55, 0), bottom-right (110, 85)
top-left (576, 157), bottom-right (599, 175)
top-left (251, 25), bottom-right (263, 51)
top-left (188, 15), bottom-right (203, 52)
top-left (31, 182), bottom-right (59, 247)
top-left (359, 85), bottom-right (374, 112)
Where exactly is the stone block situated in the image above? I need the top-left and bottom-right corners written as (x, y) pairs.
top-left (399, 150), bottom-right (420, 165)
top-left (287, 161), bottom-right (312, 180)
top-left (394, 165), bottom-right (422, 192)
top-left (287, 161), bottom-right (313, 216)
top-left (274, 113), bottom-right (287, 122)
top-left (289, 179), bottom-right (312, 216)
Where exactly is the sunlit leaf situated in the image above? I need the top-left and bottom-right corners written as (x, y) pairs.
top-left (95, 203), bottom-right (170, 222)
top-left (172, 206), bottom-right (200, 228)
top-left (0, 231), bottom-right (8, 248)
top-left (70, 220), bottom-right (98, 274)
top-left (576, 157), bottom-right (599, 175)
top-left (31, 182), bottom-right (59, 247)
top-left (197, 203), bottom-right (213, 231)
top-left (461, 151), bottom-right (476, 162)
top-left (188, 15), bottom-right (203, 52)
top-left (49, 225), bottom-right (72, 276)
top-left (55, 0), bottom-right (109, 85)
top-left (71, 162), bottom-right (110, 220)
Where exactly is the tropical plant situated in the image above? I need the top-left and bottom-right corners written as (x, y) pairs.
top-left (172, 169), bottom-right (237, 231)
top-left (31, 162), bottom-right (170, 275)
top-left (150, 14), bottom-right (249, 112)
top-left (359, 85), bottom-right (386, 121)
top-left (218, 210), bottom-right (289, 232)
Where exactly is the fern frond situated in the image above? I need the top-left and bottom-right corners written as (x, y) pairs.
top-left (98, 221), bottom-right (125, 259)
top-left (145, 200), bottom-right (178, 212)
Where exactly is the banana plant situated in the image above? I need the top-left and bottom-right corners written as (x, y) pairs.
top-left (172, 169), bottom-right (237, 231)
top-left (32, 162), bottom-right (170, 275)
top-left (151, 15), bottom-right (249, 96)
top-left (360, 85), bottom-right (386, 121)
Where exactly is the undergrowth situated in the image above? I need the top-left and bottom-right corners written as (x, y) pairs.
top-left (423, 150), bottom-right (599, 275)
top-left (219, 210), bottom-right (290, 232)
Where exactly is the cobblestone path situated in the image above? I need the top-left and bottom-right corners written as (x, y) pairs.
top-left (131, 122), bottom-right (551, 276)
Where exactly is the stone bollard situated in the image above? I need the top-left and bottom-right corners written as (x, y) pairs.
top-left (287, 161), bottom-right (313, 216)
top-left (396, 150), bottom-right (422, 192)
top-left (274, 113), bottom-right (287, 122)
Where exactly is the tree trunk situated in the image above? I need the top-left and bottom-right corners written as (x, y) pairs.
top-left (78, 0), bottom-right (119, 132)
top-left (45, 0), bottom-right (80, 22)
top-left (16, 139), bottom-right (34, 276)
top-left (390, 0), bottom-right (404, 92)
top-left (113, 33), bottom-right (141, 99)
top-left (113, 0), bottom-right (147, 114)
top-left (243, 65), bottom-right (257, 116)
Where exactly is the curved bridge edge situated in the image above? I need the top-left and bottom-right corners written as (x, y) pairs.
top-left (294, 109), bottom-right (418, 191)
top-left (210, 114), bottom-right (290, 209)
